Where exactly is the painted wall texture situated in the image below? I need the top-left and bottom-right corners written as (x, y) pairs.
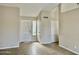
top-left (0, 6), bottom-right (19, 49)
top-left (59, 7), bottom-right (79, 54)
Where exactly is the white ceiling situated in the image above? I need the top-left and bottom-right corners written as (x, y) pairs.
top-left (0, 3), bottom-right (58, 17)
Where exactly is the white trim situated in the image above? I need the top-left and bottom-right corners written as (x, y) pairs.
top-left (39, 41), bottom-right (54, 44)
top-left (20, 41), bottom-right (34, 43)
top-left (59, 45), bottom-right (79, 55)
top-left (0, 45), bottom-right (19, 50)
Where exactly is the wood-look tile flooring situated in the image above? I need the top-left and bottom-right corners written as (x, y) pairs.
top-left (0, 42), bottom-right (76, 55)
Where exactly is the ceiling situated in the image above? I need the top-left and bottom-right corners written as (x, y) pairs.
top-left (0, 3), bottom-right (58, 17)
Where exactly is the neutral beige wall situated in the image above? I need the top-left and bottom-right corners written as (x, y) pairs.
top-left (0, 6), bottom-right (19, 49)
top-left (59, 7), bottom-right (79, 54)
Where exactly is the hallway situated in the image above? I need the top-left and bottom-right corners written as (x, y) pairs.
top-left (0, 42), bottom-right (75, 55)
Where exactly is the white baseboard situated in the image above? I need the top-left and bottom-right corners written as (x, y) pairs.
top-left (0, 45), bottom-right (19, 50)
top-left (39, 41), bottom-right (54, 44)
top-left (59, 45), bottom-right (79, 55)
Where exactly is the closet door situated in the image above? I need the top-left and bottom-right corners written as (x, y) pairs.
top-left (0, 6), bottom-right (19, 49)
top-left (40, 18), bottom-right (52, 44)
top-left (20, 20), bottom-right (32, 42)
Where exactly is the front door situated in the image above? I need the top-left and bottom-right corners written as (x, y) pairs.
top-left (20, 20), bottom-right (32, 42)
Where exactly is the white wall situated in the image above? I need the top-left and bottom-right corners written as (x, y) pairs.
top-left (50, 6), bottom-right (59, 42)
top-left (20, 6), bottom-right (42, 17)
top-left (0, 3), bottom-right (58, 17)
top-left (59, 7), bottom-right (79, 54)
top-left (50, 6), bottom-right (59, 36)
top-left (0, 4), bottom-right (59, 47)
top-left (0, 6), bottom-right (19, 49)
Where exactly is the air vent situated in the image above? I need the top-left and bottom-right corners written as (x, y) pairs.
top-left (43, 16), bottom-right (48, 18)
